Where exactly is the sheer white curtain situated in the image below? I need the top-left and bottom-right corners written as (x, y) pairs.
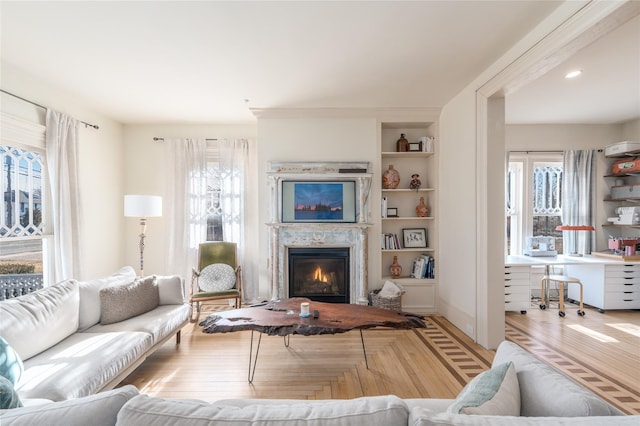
top-left (219, 138), bottom-right (256, 302)
top-left (45, 109), bottom-right (82, 282)
top-left (562, 150), bottom-right (595, 254)
top-left (164, 138), bottom-right (208, 281)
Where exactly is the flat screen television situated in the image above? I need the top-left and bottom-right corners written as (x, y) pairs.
top-left (281, 181), bottom-right (356, 223)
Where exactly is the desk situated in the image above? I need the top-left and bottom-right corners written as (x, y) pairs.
top-left (505, 255), bottom-right (640, 312)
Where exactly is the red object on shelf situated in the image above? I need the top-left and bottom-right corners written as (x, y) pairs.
top-left (555, 225), bottom-right (595, 231)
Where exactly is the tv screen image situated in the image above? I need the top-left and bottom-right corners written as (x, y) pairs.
top-left (282, 181), bottom-right (356, 223)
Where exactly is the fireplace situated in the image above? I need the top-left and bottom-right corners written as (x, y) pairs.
top-left (267, 161), bottom-right (373, 304)
top-left (288, 247), bottom-right (349, 303)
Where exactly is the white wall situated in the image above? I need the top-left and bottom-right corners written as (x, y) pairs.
top-left (438, 1), bottom-right (590, 348)
top-left (1, 61), bottom-right (125, 280)
top-left (121, 123), bottom-right (258, 277)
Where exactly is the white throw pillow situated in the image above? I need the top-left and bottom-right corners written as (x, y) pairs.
top-left (77, 266), bottom-right (137, 330)
top-left (156, 275), bottom-right (185, 305)
top-left (447, 361), bottom-right (520, 416)
top-left (199, 263), bottom-right (236, 292)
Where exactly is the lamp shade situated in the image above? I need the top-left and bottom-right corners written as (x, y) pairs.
top-left (124, 195), bottom-right (162, 217)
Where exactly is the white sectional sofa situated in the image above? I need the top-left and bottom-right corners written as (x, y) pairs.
top-left (0, 266), bottom-right (189, 402)
top-left (2, 340), bottom-right (636, 425)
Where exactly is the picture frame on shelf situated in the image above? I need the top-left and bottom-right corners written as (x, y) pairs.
top-left (386, 207), bottom-right (398, 217)
top-left (402, 228), bottom-right (427, 248)
top-left (408, 142), bottom-right (422, 152)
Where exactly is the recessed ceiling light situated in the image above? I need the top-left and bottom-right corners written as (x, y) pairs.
top-left (565, 69), bottom-right (583, 79)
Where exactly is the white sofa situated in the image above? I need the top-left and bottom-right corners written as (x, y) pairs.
top-left (0, 266), bottom-right (189, 402)
top-left (2, 340), bottom-right (636, 425)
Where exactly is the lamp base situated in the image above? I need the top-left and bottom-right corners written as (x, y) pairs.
top-left (568, 252), bottom-right (583, 257)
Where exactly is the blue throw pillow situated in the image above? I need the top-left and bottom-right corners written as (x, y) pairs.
top-left (0, 375), bottom-right (22, 409)
top-left (0, 336), bottom-right (23, 385)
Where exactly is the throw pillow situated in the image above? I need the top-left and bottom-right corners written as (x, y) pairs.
top-left (99, 276), bottom-right (159, 325)
top-left (155, 275), bottom-right (185, 305)
top-left (0, 337), bottom-right (23, 385)
top-left (447, 361), bottom-right (520, 416)
top-left (0, 375), bottom-right (22, 409)
top-left (199, 263), bottom-right (236, 292)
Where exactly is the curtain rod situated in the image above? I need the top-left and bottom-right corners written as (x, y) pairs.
top-left (153, 137), bottom-right (218, 141)
top-left (1, 89), bottom-right (99, 130)
top-left (510, 149), bottom-right (603, 154)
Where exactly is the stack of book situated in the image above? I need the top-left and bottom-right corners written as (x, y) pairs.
top-left (410, 254), bottom-right (435, 279)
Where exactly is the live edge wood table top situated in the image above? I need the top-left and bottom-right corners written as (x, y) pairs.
top-left (199, 298), bottom-right (426, 383)
top-left (199, 297), bottom-right (426, 336)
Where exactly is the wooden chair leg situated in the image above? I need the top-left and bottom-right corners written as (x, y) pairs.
top-left (558, 282), bottom-right (565, 317)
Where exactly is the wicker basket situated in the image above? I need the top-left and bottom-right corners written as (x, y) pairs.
top-left (369, 283), bottom-right (405, 311)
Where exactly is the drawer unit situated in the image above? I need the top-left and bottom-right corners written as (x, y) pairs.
top-left (504, 266), bottom-right (530, 313)
top-left (565, 263), bottom-right (640, 312)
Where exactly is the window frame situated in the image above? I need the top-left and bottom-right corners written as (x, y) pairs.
top-left (0, 113), bottom-right (53, 286)
top-left (507, 152), bottom-right (564, 256)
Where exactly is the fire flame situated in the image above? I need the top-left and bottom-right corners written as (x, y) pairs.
top-left (313, 266), bottom-right (329, 282)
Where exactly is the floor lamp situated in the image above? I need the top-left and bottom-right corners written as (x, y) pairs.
top-left (124, 195), bottom-right (162, 275)
top-left (556, 225), bottom-right (595, 257)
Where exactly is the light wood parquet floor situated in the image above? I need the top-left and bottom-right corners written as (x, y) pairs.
top-left (120, 302), bottom-right (639, 414)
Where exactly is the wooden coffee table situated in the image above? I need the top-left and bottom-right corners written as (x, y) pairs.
top-left (200, 297), bottom-right (426, 382)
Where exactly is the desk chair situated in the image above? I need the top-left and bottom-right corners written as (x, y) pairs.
top-left (540, 274), bottom-right (585, 317)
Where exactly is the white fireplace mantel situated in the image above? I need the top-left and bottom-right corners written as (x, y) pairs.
top-left (266, 161), bottom-right (373, 304)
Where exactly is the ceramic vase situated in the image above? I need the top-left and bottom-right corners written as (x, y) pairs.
top-left (389, 256), bottom-right (402, 278)
top-left (382, 164), bottom-right (400, 189)
top-left (416, 196), bottom-right (429, 217)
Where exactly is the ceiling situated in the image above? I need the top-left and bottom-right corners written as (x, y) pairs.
top-left (1, 1), bottom-right (638, 125)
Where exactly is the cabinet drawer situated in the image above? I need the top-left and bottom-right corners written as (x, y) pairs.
top-left (504, 279), bottom-right (529, 288)
top-left (605, 269), bottom-right (640, 279)
top-left (505, 292), bottom-right (529, 303)
top-left (504, 272), bottom-right (530, 281)
top-left (505, 300), bottom-right (529, 311)
top-left (606, 281), bottom-right (640, 291)
top-left (605, 292), bottom-right (640, 310)
top-left (504, 285), bottom-right (530, 296)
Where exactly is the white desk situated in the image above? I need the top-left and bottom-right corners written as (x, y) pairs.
top-left (505, 255), bottom-right (640, 312)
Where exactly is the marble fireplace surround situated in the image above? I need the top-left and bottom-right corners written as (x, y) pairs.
top-left (267, 161), bottom-right (373, 304)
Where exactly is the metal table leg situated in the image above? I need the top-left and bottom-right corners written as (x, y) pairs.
top-left (248, 330), bottom-right (263, 384)
top-left (360, 329), bottom-right (369, 369)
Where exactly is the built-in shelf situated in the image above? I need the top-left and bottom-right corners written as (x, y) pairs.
top-left (382, 188), bottom-right (435, 193)
top-left (381, 248), bottom-right (435, 253)
top-left (382, 216), bottom-right (434, 221)
top-left (381, 151), bottom-right (435, 158)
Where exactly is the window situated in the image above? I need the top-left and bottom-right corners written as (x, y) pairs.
top-left (507, 154), bottom-right (564, 255)
top-left (206, 146), bottom-right (223, 241)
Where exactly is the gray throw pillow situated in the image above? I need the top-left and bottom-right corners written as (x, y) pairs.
top-left (99, 277), bottom-right (159, 325)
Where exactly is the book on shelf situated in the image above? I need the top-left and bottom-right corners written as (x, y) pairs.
top-left (410, 254), bottom-right (435, 279)
top-left (381, 233), bottom-right (400, 250)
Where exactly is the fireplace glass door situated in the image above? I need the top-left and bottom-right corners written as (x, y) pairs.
top-left (288, 247), bottom-right (349, 303)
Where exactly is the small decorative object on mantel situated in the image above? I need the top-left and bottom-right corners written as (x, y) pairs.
top-left (409, 174), bottom-right (421, 190)
top-left (389, 255), bottom-right (402, 278)
top-left (382, 164), bottom-right (400, 189)
top-left (416, 196), bottom-right (429, 217)
top-left (396, 133), bottom-right (409, 152)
